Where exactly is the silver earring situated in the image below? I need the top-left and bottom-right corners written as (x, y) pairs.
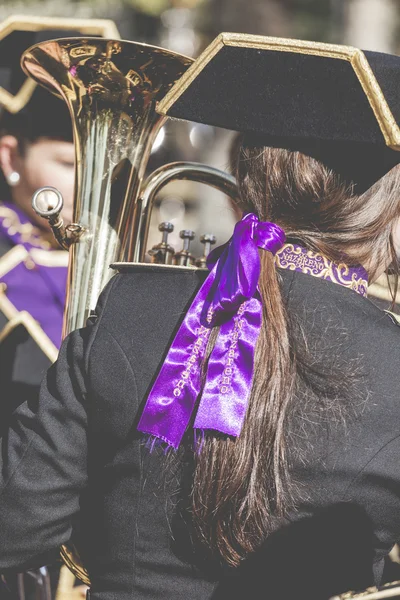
top-left (7, 171), bottom-right (20, 186)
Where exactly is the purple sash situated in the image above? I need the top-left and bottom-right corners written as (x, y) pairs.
top-left (137, 213), bottom-right (285, 449)
top-left (137, 214), bottom-right (369, 450)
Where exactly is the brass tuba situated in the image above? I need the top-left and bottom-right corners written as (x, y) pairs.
top-left (21, 37), bottom-right (238, 584)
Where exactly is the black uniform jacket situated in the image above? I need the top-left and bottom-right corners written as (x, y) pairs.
top-left (1, 265), bottom-right (400, 600)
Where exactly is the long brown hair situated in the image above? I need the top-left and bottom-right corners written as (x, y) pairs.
top-left (190, 135), bottom-right (400, 567)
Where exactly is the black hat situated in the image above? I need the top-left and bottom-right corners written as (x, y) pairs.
top-left (158, 33), bottom-right (400, 191)
top-left (0, 15), bottom-right (120, 141)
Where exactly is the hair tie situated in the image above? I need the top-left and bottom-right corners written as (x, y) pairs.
top-left (137, 213), bottom-right (286, 449)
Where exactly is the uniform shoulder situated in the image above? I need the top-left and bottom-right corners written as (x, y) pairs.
top-left (107, 263), bottom-right (207, 304)
top-left (95, 264), bottom-right (208, 337)
top-left (280, 268), bottom-right (400, 347)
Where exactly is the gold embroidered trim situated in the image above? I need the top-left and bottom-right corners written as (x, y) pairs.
top-left (0, 245), bottom-right (29, 278)
top-left (157, 32), bottom-right (400, 150)
top-left (30, 248), bottom-right (69, 267)
top-left (275, 243), bottom-right (368, 296)
top-left (0, 285), bottom-right (18, 320)
top-left (0, 78), bottom-right (37, 115)
top-left (352, 51), bottom-right (400, 149)
top-left (0, 204), bottom-right (50, 248)
top-left (0, 15), bottom-right (120, 113)
top-left (0, 297), bottom-right (58, 363)
top-left (0, 244), bottom-right (68, 277)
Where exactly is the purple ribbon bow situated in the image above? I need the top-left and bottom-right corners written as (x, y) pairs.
top-left (137, 213), bottom-right (286, 449)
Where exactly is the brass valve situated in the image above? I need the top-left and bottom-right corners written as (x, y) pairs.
top-left (148, 222), bottom-right (175, 264)
top-left (173, 229), bottom-right (195, 266)
top-left (195, 233), bottom-right (216, 268)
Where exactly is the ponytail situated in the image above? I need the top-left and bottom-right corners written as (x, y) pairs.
top-left (190, 137), bottom-right (400, 566)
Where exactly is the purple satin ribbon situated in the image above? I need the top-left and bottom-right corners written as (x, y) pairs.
top-left (137, 213), bottom-right (286, 449)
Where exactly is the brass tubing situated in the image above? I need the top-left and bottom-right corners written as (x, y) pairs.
top-left (135, 161), bottom-right (239, 263)
top-left (22, 38), bottom-right (193, 333)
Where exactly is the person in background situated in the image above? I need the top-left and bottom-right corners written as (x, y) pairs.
top-left (0, 15), bottom-right (119, 600)
top-left (0, 15), bottom-right (119, 406)
top-left (3, 32), bottom-right (400, 600)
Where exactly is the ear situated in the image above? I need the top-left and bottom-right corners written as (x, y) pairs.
top-left (0, 135), bottom-right (21, 180)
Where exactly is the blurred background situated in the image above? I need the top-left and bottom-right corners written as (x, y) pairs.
top-left (2, 0), bottom-right (399, 254)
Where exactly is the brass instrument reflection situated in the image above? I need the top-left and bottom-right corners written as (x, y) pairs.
top-left (23, 36), bottom-right (239, 585)
top-left (22, 37), bottom-right (194, 336)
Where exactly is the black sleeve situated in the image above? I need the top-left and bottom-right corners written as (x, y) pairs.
top-left (0, 276), bottom-right (117, 571)
top-left (0, 326), bottom-right (89, 571)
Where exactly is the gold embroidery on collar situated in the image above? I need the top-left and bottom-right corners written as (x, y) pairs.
top-left (275, 243), bottom-right (368, 295)
top-left (0, 245), bottom-right (29, 278)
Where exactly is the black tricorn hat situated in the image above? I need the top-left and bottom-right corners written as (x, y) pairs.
top-left (0, 15), bottom-right (120, 140)
top-left (158, 33), bottom-right (400, 191)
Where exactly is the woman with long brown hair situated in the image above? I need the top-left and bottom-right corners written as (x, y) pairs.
top-left (1, 33), bottom-right (400, 600)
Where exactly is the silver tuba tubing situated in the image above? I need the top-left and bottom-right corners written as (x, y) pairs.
top-left (134, 161), bottom-right (239, 263)
top-left (22, 36), bottom-right (240, 586)
top-left (22, 37), bottom-right (194, 335)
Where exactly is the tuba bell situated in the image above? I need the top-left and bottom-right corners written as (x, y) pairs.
top-left (21, 36), bottom-right (239, 584)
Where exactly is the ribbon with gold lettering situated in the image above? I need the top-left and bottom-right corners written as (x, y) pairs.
top-left (137, 213), bottom-right (286, 449)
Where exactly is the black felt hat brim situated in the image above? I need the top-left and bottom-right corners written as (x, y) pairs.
top-left (158, 33), bottom-right (400, 189)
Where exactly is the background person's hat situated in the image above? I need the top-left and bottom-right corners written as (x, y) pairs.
top-left (0, 15), bottom-right (120, 141)
top-left (158, 33), bottom-right (400, 191)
